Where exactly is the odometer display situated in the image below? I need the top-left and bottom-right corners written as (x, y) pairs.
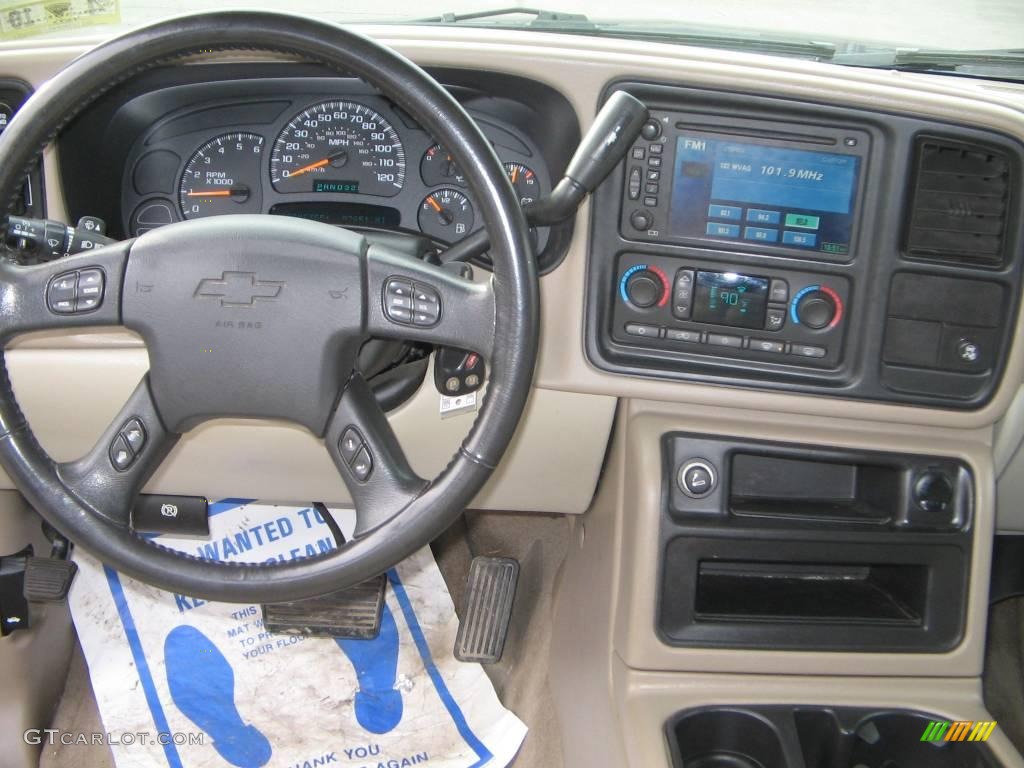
top-left (270, 101), bottom-right (405, 197)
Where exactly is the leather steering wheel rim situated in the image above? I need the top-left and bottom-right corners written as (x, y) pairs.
top-left (0, 11), bottom-right (538, 602)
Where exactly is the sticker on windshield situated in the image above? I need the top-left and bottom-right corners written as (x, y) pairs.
top-left (0, 0), bottom-right (119, 40)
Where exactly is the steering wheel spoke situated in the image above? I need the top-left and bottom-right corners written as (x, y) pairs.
top-left (325, 373), bottom-right (428, 538)
top-left (0, 240), bottom-right (130, 343)
top-left (57, 375), bottom-right (178, 528)
top-left (365, 244), bottom-right (496, 358)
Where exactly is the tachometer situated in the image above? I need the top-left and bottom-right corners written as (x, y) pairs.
top-left (179, 133), bottom-right (264, 219)
top-left (270, 101), bottom-right (405, 197)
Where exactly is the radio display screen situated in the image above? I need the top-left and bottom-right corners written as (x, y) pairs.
top-left (693, 270), bottom-right (769, 329)
top-left (669, 135), bottom-right (860, 255)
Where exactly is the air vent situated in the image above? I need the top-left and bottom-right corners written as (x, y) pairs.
top-left (905, 138), bottom-right (1012, 267)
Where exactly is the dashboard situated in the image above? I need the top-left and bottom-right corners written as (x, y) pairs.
top-left (56, 65), bottom-right (579, 272)
top-left (587, 82), bottom-right (1024, 409)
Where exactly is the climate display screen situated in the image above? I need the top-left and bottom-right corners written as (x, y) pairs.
top-left (669, 135), bottom-right (860, 255)
top-left (692, 270), bottom-right (769, 329)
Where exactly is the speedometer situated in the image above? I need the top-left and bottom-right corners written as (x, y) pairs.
top-left (270, 101), bottom-right (405, 197)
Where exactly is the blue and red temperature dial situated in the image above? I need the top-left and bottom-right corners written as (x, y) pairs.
top-left (790, 284), bottom-right (843, 330)
top-left (619, 264), bottom-right (670, 308)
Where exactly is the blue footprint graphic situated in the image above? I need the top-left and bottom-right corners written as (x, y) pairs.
top-left (164, 625), bottom-right (272, 767)
top-left (335, 602), bottom-right (404, 734)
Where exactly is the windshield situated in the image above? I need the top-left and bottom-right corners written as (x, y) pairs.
top-left (2, 0), bottom-right (1023, 71)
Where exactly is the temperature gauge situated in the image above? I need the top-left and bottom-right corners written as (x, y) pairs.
top-left (418, 188), bottom-right (475, 243)
top-left (504, 162), bottom-right (539, 207)
top-left (420, 144), bottom-right (466, 187)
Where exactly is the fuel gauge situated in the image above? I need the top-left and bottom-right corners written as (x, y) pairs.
top-left (418, 188), bottom-right (475, 243)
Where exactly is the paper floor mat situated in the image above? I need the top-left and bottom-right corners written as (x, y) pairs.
top-left (69, 499), bottom-right (527, 768)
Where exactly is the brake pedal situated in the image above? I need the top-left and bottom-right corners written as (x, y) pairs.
top-left (23, 557), bottom-right (77, 602)
top-left (261, 574), bottom-right (387, 639)
top-left (455, 556), bottom-right (519, 664)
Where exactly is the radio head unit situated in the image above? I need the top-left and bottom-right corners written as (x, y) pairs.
top-left (622, 116), bottom-right (870, 262)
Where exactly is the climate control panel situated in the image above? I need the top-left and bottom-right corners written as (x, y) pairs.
top-left (611, 253), bottom-right (850, 367)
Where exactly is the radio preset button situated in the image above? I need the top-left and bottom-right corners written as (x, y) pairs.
top-left (708, 204), bottom-right (742, 220)
top-left (706, 222), bottom-right (740, 238)
top-left (744, 226), bottom-right (779, 243)
top-left (783, 231), bottom-right (817, 247)
top-left (747, 209), bottom-right (781, 225)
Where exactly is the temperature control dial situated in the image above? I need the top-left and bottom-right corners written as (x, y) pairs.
top-left (619, 264), bottom-right (669, 309)
top-left (790, 285), bottom-right (843, 330)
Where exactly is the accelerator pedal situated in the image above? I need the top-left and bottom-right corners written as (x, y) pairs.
top-left (261, 575), bottom-right (387, 639)
top-left (455, 556), bottom-right (519, 664)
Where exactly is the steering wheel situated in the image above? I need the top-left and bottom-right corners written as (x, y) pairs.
top-left (0, 11), bottom-right (538, 603)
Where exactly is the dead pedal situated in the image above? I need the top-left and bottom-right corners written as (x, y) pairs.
top-left (261, 574), bottom-right (387, 639)
top-left (455, 556), bottom-right (519, 664)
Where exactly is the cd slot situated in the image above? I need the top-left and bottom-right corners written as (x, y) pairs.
top-left (673, 121), bottom-right (837, 145)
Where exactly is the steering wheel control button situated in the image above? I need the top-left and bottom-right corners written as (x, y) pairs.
top-left (109, 436), bottom-right (135, 472)
top-left (678, 459), bottom-right (717, 499)
top-left (339, 427), bottom-right (364, 464)
top-left (384, 278), bottom-right (441, 327)
top-left (121, 419), bottom-right (147, 454)
top-left (46, 268), bottom-right (105, 314)
top-left (351, 447), bottom-right (373, 482)
top-left (47, 271), bottom-right (78, 313)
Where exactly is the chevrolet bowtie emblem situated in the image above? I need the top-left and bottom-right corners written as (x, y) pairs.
top-left (194, 271), bottom-right (284, 307)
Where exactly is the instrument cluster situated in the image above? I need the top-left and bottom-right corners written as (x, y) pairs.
top-left (122, 89), bottom-right (551, 254)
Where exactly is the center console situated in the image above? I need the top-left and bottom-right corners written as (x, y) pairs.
top-left (586, 82), bottom-right (1024, 408)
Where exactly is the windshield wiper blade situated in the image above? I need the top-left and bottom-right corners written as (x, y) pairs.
top-left (410, 12), bottom-right (834, 59)
top-left (581, 26), bottom-right (836, 59)
top-left (832, 48), bottom-right (1024, 74)
top-left (414, 6), bottom-right (596, 29)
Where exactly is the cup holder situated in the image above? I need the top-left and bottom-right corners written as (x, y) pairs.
top-left (668, 707), bottom-right (1000, 768)
top-left (847, 712), bottom-right (995, 768)
top-left (668, 709), bottom-right (786, 768)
